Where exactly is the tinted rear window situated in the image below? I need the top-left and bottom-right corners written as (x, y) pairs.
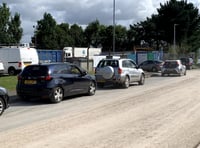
top-left (22, 65), bottom-right (49, 76)
top-left (97, 60), bottom-right (119, 67)
top-left (164, 61), bottom-right (178, 68)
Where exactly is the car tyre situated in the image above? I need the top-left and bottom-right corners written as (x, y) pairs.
top-left (122, 76), bottom-right (130, 88)
top-left (138, 74), bottom-right (145, 85)
top-left (8, 67), bottom-right (16, 75)
top-left (50, 87), bottom-right (63, 103)
top-left (0, 97), bottom-right (5, 116)
top-left (87, 81), bottom-right (96, 96)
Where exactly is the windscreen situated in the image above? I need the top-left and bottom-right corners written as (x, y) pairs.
top-left (21, 65), bottom-right (48, 76)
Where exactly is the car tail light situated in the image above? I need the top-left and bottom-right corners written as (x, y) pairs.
top-left (118, 68), bottom-right (122, 74)
top-left (39, 75), bottom-right (52, 81)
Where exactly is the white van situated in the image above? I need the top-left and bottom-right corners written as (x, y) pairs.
top-left (0, 60), bottom-right (4, 74)
top-left (0, 46), bottom-right (39, 75)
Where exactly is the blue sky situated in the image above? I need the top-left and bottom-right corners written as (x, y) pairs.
top-left (2, 0), bottom-right (200, 43)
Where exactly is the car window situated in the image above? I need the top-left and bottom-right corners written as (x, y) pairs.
top-left (142, 61), bottom-right (148, 65)
top-left (22, 65), bottom-right (48, 76)
top-left (164, 61), bottom-right (178, 68)
top-left (122, 60), bottom-right (129, 68)
top-left (53, 64), bottom-right (71, 74)
top-left (70, 65), bottom-right (81, 75)
top-left (128, 60), bottom-right (137, 68)
top-left (98, 60), bottom-right (118, 67)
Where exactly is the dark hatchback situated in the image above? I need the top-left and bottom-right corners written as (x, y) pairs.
top-left (16, 63), bottom-right (96, 103)
top-left (139, 60), bottom-right (164, 72)
top-left (0, 86), bottom-right (9, 116)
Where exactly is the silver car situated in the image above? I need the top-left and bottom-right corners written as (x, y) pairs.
top-left (161, 60), bottom-right (186, 76)
top-left (95, 58), bottom-right (145, 88)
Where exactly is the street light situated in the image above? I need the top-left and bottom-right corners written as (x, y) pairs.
top-left (113, 0), bottom-right (116, 54)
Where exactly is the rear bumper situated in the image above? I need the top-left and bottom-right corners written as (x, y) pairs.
top-left (17, 87), bottom-right (52, 99)
top-left (95, 75), bottom-right (126, 84)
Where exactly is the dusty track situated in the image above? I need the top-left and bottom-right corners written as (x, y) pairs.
top-left (1, 70), bottom-right (200, 148)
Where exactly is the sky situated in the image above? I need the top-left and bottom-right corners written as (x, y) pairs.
top-left (2, 0), bottom-right (200, 43)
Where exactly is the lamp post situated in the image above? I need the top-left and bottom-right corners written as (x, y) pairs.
top-left (113, 0), bottom-right (116, 54)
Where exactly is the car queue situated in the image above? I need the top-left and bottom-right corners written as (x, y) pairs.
top-left (0, 57), bottom-right (192, 116)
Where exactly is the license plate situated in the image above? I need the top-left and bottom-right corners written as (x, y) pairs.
top-left (24, 80), bottom-right (36, 84)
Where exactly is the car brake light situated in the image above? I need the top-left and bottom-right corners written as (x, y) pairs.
top-left (118, 68), bottom-right (122, 74)
top-left (40, 75), bottom-right (52, 81)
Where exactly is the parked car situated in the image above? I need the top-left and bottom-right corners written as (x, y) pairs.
top-left (95, 58), bottom-right (145, 88)
top-left (16, 63), bottom-right (96, 103)
top-left (139, 60), bottom-right (164, 72)
top-left (161, 60), bottom-right (186, 76)
top-left (0, 86), bottom-right (9, 116)
top-left (180, 57), bottom-right (193, 70)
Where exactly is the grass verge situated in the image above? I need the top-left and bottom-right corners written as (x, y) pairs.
top-left (0, 75), bottom-right (18, 91)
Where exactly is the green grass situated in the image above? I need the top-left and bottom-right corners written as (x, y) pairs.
top-left (0, 75), bottom-right (18, 91)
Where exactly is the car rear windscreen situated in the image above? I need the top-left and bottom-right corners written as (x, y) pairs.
top-left (22, 65), bottom-right (48, 76)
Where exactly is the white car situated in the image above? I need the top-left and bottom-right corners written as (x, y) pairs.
top-left (161, 60), bottom-right (186, 76)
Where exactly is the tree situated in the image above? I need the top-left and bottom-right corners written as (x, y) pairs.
top-left (36, 13), bottom-right (58, 49)
top-left (129, 0), bottom-right (200, 53)
top-left (0, 3), bottom-right (10, 44)
top-left (84, 20), bottom-right (102, 48)
top-left (69, 24), bottom-right (85, 47)
top-left (8, 13), bottom-right (23, 43)
top-left (0, 3), bottom-right (22, 44)
top-left (55, 23), bottom-right (72, 49)
top-left (157, 0), bottom-right (200, 48)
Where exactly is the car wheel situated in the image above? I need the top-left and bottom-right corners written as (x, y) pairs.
top-left (97, 83), bottom-right (104, 88)
top-left (8, 67), bottom-right (16, 75)
top-left (161, 73), bottom-right (164, 76)
top-left (0, 97), bottom-right (5, 116)
top-left (50, 87), bottom-right (63, 103)
top-left (138, 74), bottom-right (145, 85)
top-left (101, 66), bottom-right (114, 80)
top-left (87, 81), bottom-right (96, 96)
top-left (122, 76), bottom-right (130, 88)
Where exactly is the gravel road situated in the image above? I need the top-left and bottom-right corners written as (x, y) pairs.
top-left (1, 70), bottom-right (200, 148)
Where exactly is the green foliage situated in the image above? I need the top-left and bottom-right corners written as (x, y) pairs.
top-left (0, 3), bottom-right (23, 44)
top-left (130, 0), bottom-right (200, 53)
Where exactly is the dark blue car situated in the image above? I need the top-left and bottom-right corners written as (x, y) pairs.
top-left (16, 63), bottom-right (96, 103)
